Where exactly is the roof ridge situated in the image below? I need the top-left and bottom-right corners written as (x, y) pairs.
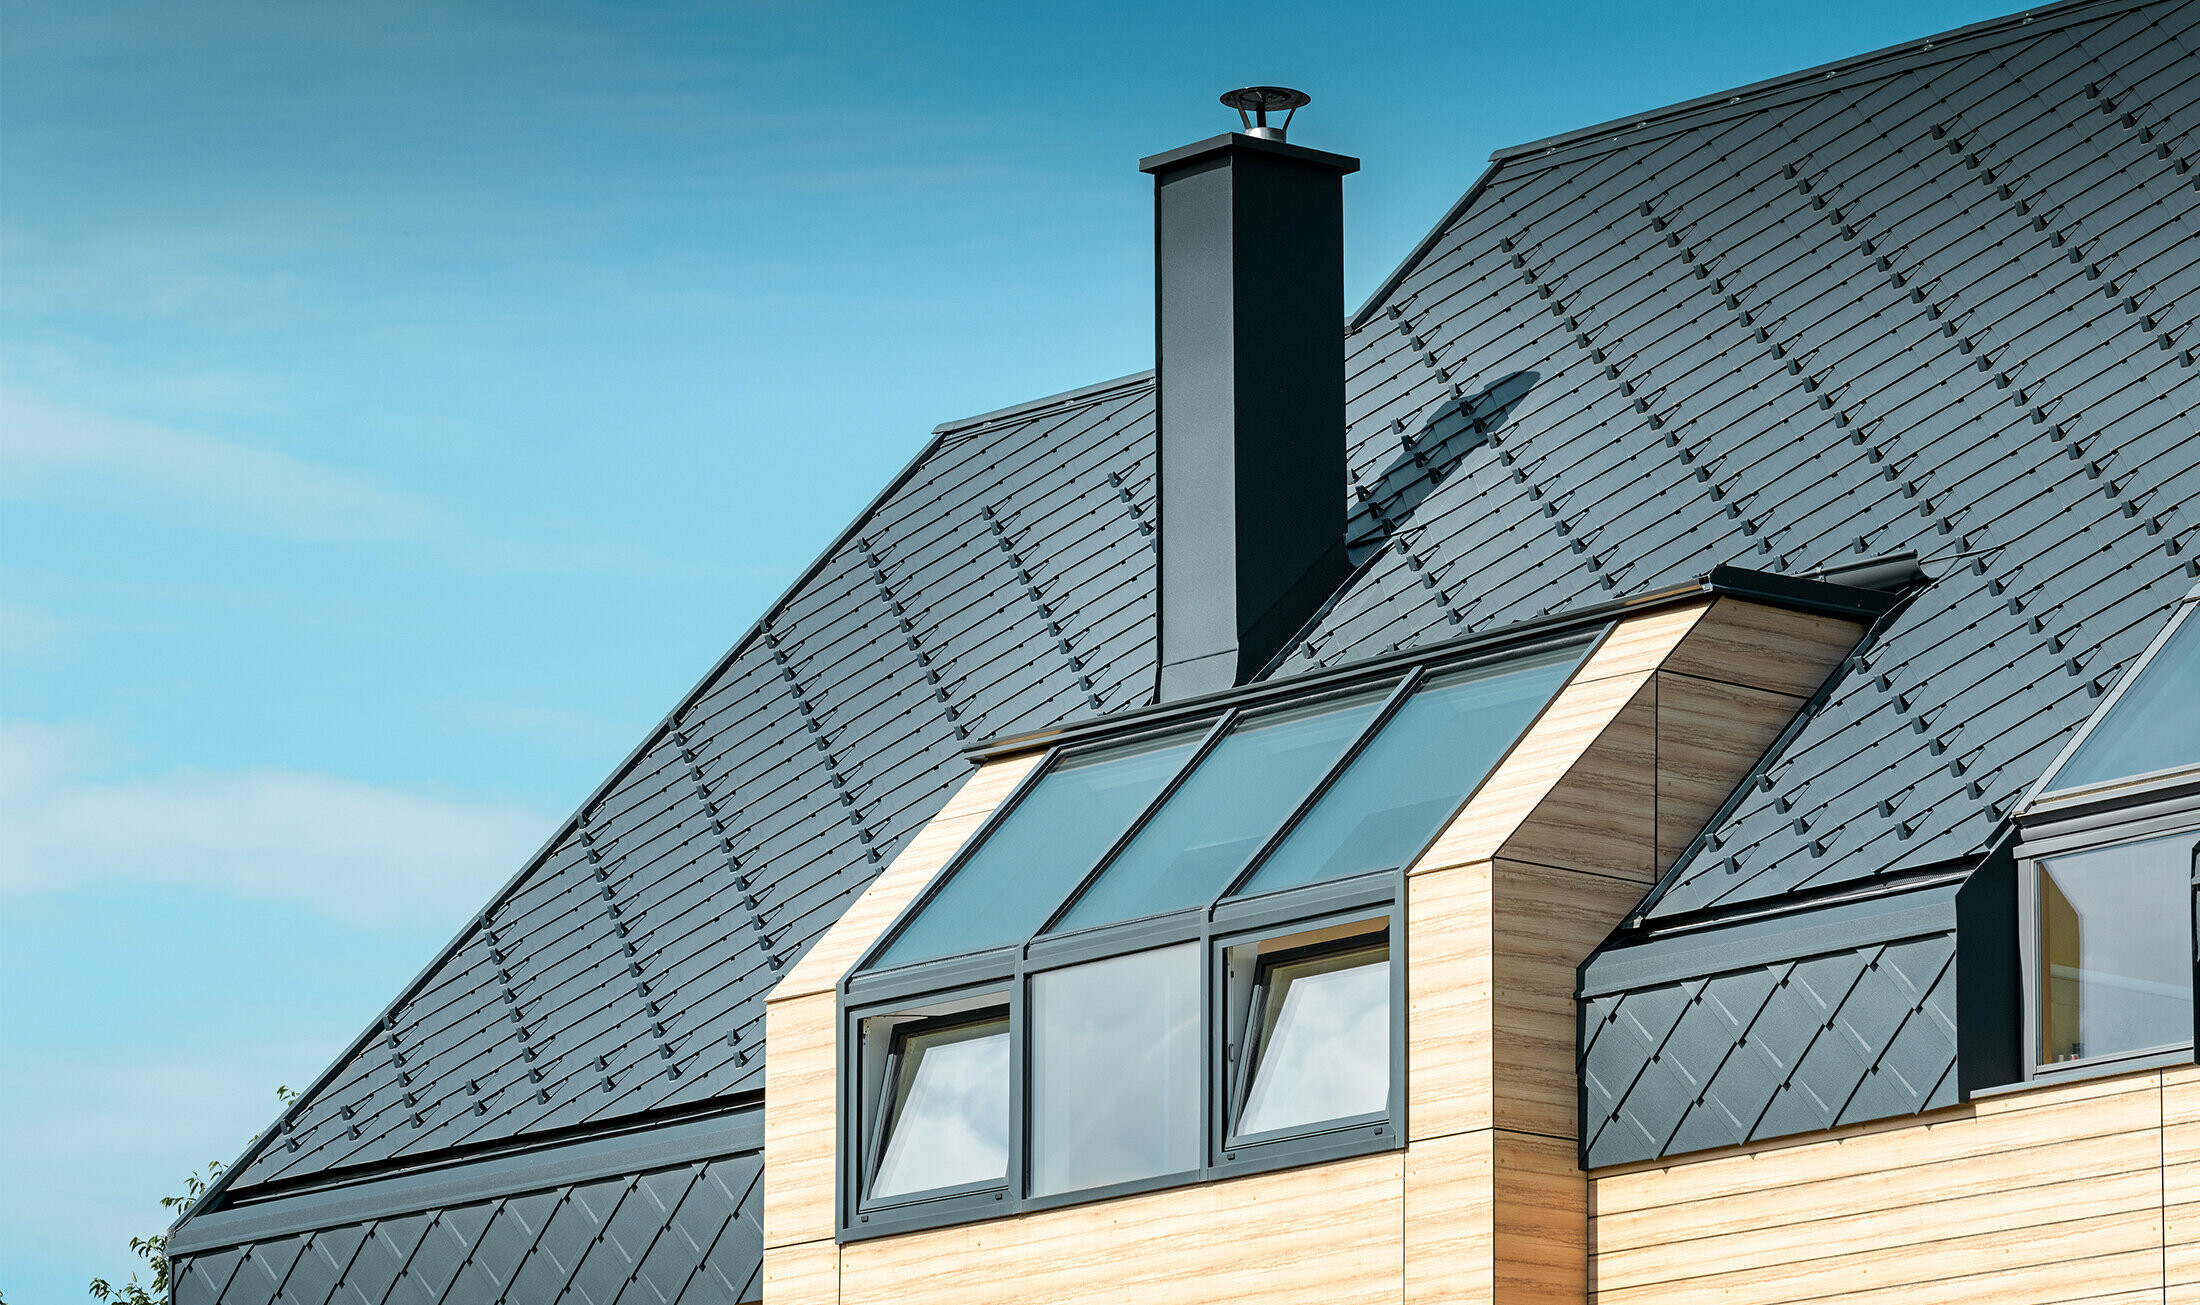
top-left (1490, 0), bottom-right (2152, 166)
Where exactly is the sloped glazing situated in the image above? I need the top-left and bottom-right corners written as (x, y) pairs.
top-left (873, 729), bottom-right (1204, 969)
top-left (1236, 648), bottom-right (1578, 896)
top-left (1050, 688), bottom-right (1392, 934)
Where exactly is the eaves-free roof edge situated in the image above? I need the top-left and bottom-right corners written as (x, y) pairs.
top-left (169, 1107), bottom-right (762, 1256)
top-left (1348, 0), bottom-right (2152, 335)
top-left (1489, 0), bottom-right (2149, 170)
top-left (1348, 158), bottom-right (1507, 333)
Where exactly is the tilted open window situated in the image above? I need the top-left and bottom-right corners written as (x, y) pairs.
top-left (2016, 586), bottom-right (2200, 1082)
top-left (836, 635), bottom-right (1587, 1238)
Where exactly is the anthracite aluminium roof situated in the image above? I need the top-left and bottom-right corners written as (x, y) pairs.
top-left (173, 0), bottom-right (2200, 1290)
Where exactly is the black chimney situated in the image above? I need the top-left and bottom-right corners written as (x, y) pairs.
top-left (1141, 93), bottom-right (1359, 701)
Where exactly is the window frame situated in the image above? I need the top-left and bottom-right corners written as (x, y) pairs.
top-left (835, 627), bottom-right (1603, 1242)
top-left (840, 980), bottom-right (1019, 1238)
top-left (861, 1007), bottom-right (1015, 1205)
top-left (2014, 800), bottom-right (2200, 1085)
top-left (1210, 910), bottom-right (1401, 1181)
top-left (2009, 586), bottom-right (2200, 1087)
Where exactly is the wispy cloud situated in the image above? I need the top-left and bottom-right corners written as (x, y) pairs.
top-left (0, 387), bottom-right (440, 541)
top-left (0, 719), bottom-right (553, 929)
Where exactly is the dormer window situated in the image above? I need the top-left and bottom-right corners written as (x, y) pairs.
top-left (2016, 585), bottom-right (2200, 1082)
top-left (836, 638), bottom-right (1585, 1237)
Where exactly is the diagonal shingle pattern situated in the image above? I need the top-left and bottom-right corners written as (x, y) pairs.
top-left (229, 381), bottom-right (1159, 1191)
top-left (175, 1152), bottom-right (763, 1305)
top-left (175, 0), bottom-right (2200, 1289)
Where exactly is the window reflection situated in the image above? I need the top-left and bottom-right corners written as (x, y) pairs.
top-left (869, 1015), bottom-right (1011, 1200)
top-left (1239, 649), bottom-right (1578, 895)
top-left (2036, 834), bottom-right (2196, 1066)
top-left (1051, 690), bottom-right (1390, 933)
top-left (876, 730), bottom-right (1203, 969)
top-left (1232, 939), bottom-right (1389, 1137)
top-left (1030, 945), bottom-right (1200, 1196)
top-left (2049, 610), bottom-right (2200, 791)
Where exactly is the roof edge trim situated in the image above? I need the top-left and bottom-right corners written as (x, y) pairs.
top-left (932, 370), bottom-right (1155, 436)
top-left (1348, 159), bottom-right (1506, 333)
top-left (170, 1108), bottom-right (762, 1257)
top-left (1491, 0), bottom-right (2147, 168)
top-left (1580, 879), bottom-right (1961, 998)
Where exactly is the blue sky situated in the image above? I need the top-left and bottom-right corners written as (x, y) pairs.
top-left (2, 0), bottom-right (2017, 1295)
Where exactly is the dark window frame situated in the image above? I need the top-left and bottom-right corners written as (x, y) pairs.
top-left (835, 626), bottom-right (1606, 1242)
top-left (1211, 915), bottom-right (1400, 1180)
top-left (861, 1007), bottom-right (1014, 1204)
top-left (840, 981), bottom-right (1018, 1238)
top-left (2012, 587), bottom-right (2200, 1086)
top-left (2014, 795), bottom-right (2200, 1085)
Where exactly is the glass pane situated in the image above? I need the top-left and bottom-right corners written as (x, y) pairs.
top-left (1051, 690), bottom-right (1389, 933)
top-left (1029, 944), bottom-right (1200, 1196)
top-left (2050, 612), bottom-right (2200, 790)
top-left (2037, 834), bottom-right (2196, 1066)
top-left (870, 1016), bottom-right (1010, 1199)
top-left (1237, 648), bottom-right (1581, 896)
top-left (1237, 946), bottom-right (1390, 1137)
top-left (874, 730), bottom-right (1204, 968)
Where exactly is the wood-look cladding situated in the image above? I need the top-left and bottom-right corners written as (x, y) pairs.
top-left (760, 597), bottom-right (1866, 1305)
top-left (1590, 1063), bottom-right (2200, 1304)
top-left (841, 1152), bottom-right (1406, 1305)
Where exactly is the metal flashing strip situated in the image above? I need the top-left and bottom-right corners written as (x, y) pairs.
top-left (1489, 0), bottom-right (2147, 169)
top-left (931, 370), bottom-right (1155, 437)
top-left (966, 565), bottom-right (1883, 761)
top-left (1703, 563), bottom-right (1904, 619)
top-left (168, 1109), bottom-right (763, 1256)
top-left (1580, 881), bottom-right (1961, 998)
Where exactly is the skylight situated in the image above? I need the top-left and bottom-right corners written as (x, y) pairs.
top-left (865, 641), bottom-right (1584, 972)
top-left (872, 730), bottom-right (1204, 969)
top-left (1048, 688), bottom-right (1391, 934)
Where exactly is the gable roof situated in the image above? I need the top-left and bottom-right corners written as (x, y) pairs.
top-left (189, 0), bottom-right (2200, 1211)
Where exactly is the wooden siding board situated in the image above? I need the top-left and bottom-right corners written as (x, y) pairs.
top-left (762, 992), bottom-right (838, 1249)
top-left (1590, 1066), bottom-right (2191, 1304)
top-left (835, 1152), bottom-right (1405, 1305)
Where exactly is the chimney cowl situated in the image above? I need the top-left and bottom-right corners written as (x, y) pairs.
top-left (1220, 85), bottom-right (1311, 142)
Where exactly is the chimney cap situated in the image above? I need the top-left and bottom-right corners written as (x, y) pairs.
top-left (1221, 85), bottom-right (1310, 140)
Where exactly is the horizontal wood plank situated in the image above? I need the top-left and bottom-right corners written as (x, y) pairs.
top-left (839, 1151), bottom-right (1405, 1305)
